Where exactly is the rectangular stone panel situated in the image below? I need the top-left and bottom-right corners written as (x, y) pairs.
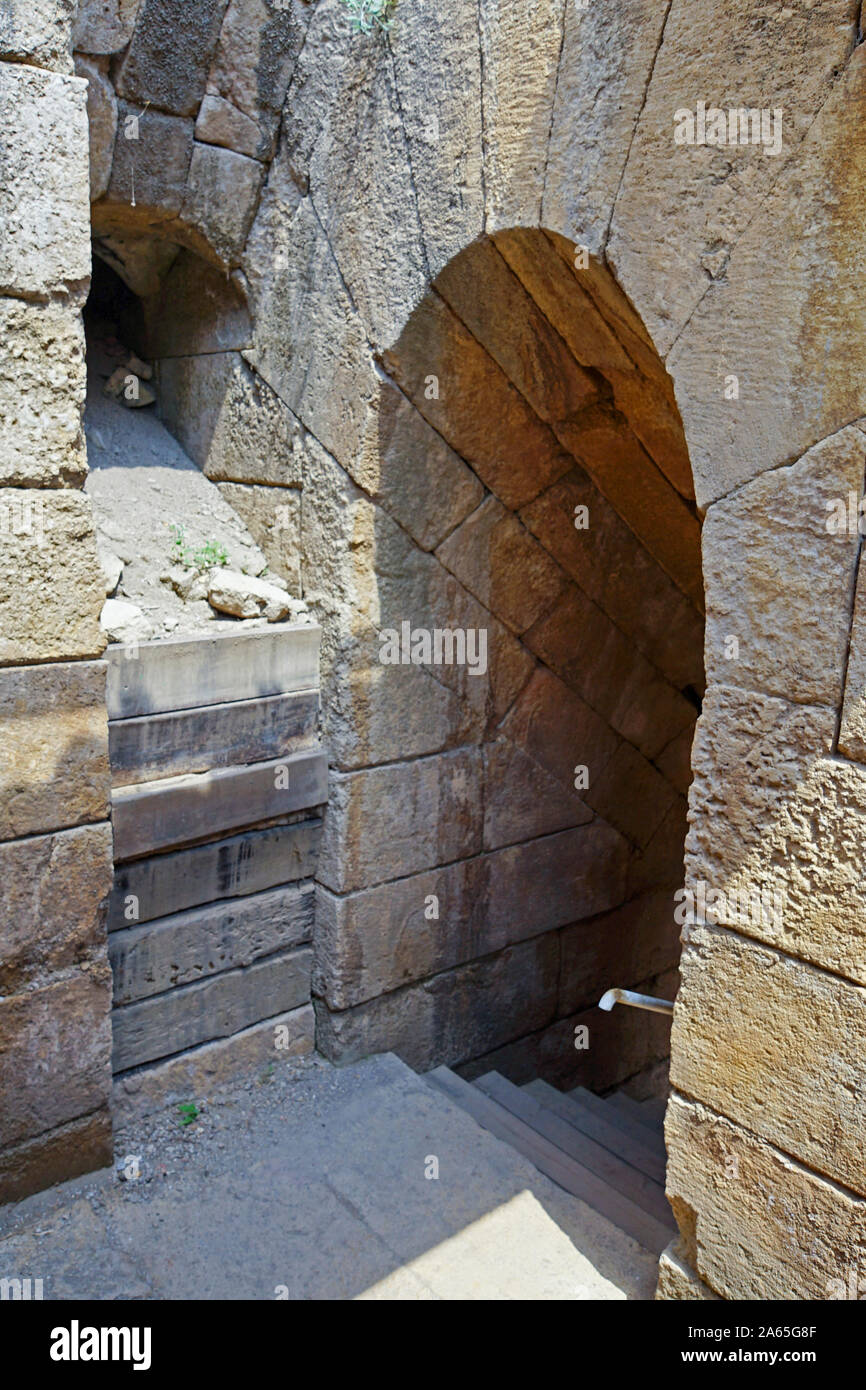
top-left (0, 968), bottom-right (113, 1148)
top-left (666, 1094), bottom-right (866, 1301)
top-left (112, 946), bottom-right (312, 1072)
top-left (111, 748), bottom-right (328, 861)
top-left (106, 622), bottom-right (320, 718)
top-left (0, 824), bottom-right (113, 994)
top-left (107, 817), bottom-right (322, 928)
top-left (0, 660), bottom-right (110, 840)
top-left (672, 923), bottom-right (866, 1198)
top-left (110, 882), bottom-right (314, 1004)
top-left (108, 689), bottom-right (318, 787)
top-left (0, 1109), bottom-right (113, 1206)
top-left (317, 749), bottom-right (482, 894)
top-left (314, 935), bottom-right (559, 1074)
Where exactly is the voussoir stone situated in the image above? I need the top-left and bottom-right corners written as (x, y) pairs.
top-left (115, 0), bottom-right (229, 116)
top-left (74, 53), bottom-right (117, 201)
top-left (73, 0), bottom-right (142, 55)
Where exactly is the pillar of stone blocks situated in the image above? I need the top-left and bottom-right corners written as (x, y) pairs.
top-left (0, 4), bottom-right (115, 1202)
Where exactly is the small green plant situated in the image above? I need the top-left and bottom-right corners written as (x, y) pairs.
top-left (340, 0), bottom-right (397, 33)
top-left (168, 522), bottom-right (229, 572)
top-left (177, 1102), bottom-right (199, 1128)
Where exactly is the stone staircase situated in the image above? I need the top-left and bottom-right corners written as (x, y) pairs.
top-left (426, 1068), bottom-right (676, 1257)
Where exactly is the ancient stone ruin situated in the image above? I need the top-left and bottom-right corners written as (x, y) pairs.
top-left (1, 0), bottom-right (866, 1307)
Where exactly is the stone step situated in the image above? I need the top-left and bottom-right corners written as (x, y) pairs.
top-left (109, 881), bottom-right (315, 1005)
top-left (570, 1083), bottom-right (667, 1160)
top-left (107, 818), bottom-right (323, 929)
top-left (426, 1068), bottom-right (672, 1255)
top-left (474, 1072), bottom-right (674, 1229)
top-left (525, 1080), bottom-right (665, 1183)
top-left (607, 1091), bottom-right (664, 1134)
top-left (108, 688), bottom-right (318, 787)
top-left (111, 748), bottom-right (329, 861)
top-left (112, 946), bottom-right (312, 1073)
top-left (106, 623), bottom-right (320, 719)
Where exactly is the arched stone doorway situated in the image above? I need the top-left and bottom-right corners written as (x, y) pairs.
top-left (310, 227), bottom-right (705, 1106)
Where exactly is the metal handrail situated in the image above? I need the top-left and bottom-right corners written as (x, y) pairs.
top-left (598, 987), bottom-right (675, 1016)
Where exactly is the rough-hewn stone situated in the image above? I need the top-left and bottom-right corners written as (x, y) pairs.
top-left (656, 1242), bottom-right (720, 1301)
top-left (0, 299), bottom-right (87, 486)
top-left (0, 661), bottom-right (110, 839)
top-left (0, 491), bottom-right (107, 662)
top-left (0, 967), bottom-right (113, 1148)
top-left (115, 0), bottom-right (229, 116)
top-left (204, 0), bottom-right (311, 162)
top-left (0, 65), bottom-right (90, 296)
top-left (687, 685), bottom-right (866, 986)
top-left (672, 924), bottom-right (866, 1198)
top-left (73, 0), bottom-right (142, 55)
top-left (0, 825), bottom-right (113, 995)
top-left (106, 103), bottom-right (193, 218)
top-left (75, 53), bottom-right (117, 200)
top-left (182, 141), bottom-right (264, 266)
top-left (665, 1094), bottom-right (866, 1300)
top-left (702, 427), bottom-right (864, 705)
top-left (838, 550), bottom-right (866, 763)
top-left (1, 0), bottom-right (76, 72)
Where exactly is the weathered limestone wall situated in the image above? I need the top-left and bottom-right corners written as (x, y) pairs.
top-left (0, 4), bottom-right (113, 1202)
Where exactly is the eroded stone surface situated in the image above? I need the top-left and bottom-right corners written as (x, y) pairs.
top-left (0, 300), bottom-right (87, 486)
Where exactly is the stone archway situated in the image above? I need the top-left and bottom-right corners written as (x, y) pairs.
top-left (310, 228), bottom-right (705, 1107)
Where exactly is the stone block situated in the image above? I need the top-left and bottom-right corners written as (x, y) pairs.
top-left (702, 426), bottom-right (864, 706)
top-left (106, 103), bottom-right (193, 218)
top-left (665, 1094), bottom-right (866, 1300)
top-left (0, 1109), bottom-right (112, 1206)
top-left (318, 749), bottom-right (483, 893)
top-left (656, 1242), bottom-right (720, 1301)
top-left (839, 551), bottom-right (866, 762)
top-left (671, 924), bottom-right (866, 1198)
top-left (608, 0), bottom-right (858, 359)
top-left (0, 661), bottom-right (110, 839)
top-left (436, 495), bottom-right (566, 635)
top-left (107, 817), bottom-right (323, 928)
top-left (155, 351), bottom-right (304, 487)
top-left (543, 0), bottom-right (668, 256)
top-left (108, 688), bottom-right (316, 787)
top-left (314, 934), bottom-right (560, 1073)
top-left (0, 967), bottom-right (113, 1148)
top-left (584, 739), bottom-right (680, 850)
top-left (112, 946), bottom-right (312, 1071)
top-left (105, 622), bottom-right (319, 718)
top-left (75, 53), bottom-right (117, 200)
top-left (142, 251), bottom-right (250, 356)
top-left (0, 824), bottom-right (113, 995)
top-left (387, 0), bottom-right (484, 279)
top-left (216, 483), bottom-right (300, 591)
top-left (382, 290), bottom-right (572, 510)
top-left (110, 882), bottom-right (315, 1003)
top-left (0, 65), bottom-right (90, 296)
top-left (181, 141), bottom-right (264, 267)
top-left (73, 0), bottom-right (142, 55)
top-left (111, 748), bottom-right (328, 861)
top-left (482, 737), bottom-right (591, 852)
top-left (115, 0), bottom-right (229, 116)
top-left (499, 665), bottom-right (620, 798)
top-left (520, 466), bottom-right (705, 693)
top-left (0, 490), bottom-right (106, 662)
top-left (195, 93), bottom-right (262, 159)
top-left (686, 685), bottom-right (866, 985)
top-left (480, 0), bottom-right (565, 230)
top-left (112, 1003), bottom-right (314, 1123)
top-left (558, 890), bottom-right (681, 1017)
top-left (0, 299), bottom-right (87, 486)
top-left (0, 0), bottom-right (76, 72)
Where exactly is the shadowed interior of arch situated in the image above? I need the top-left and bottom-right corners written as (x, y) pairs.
top-left (362, 227), bottom-right (706, 1099)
